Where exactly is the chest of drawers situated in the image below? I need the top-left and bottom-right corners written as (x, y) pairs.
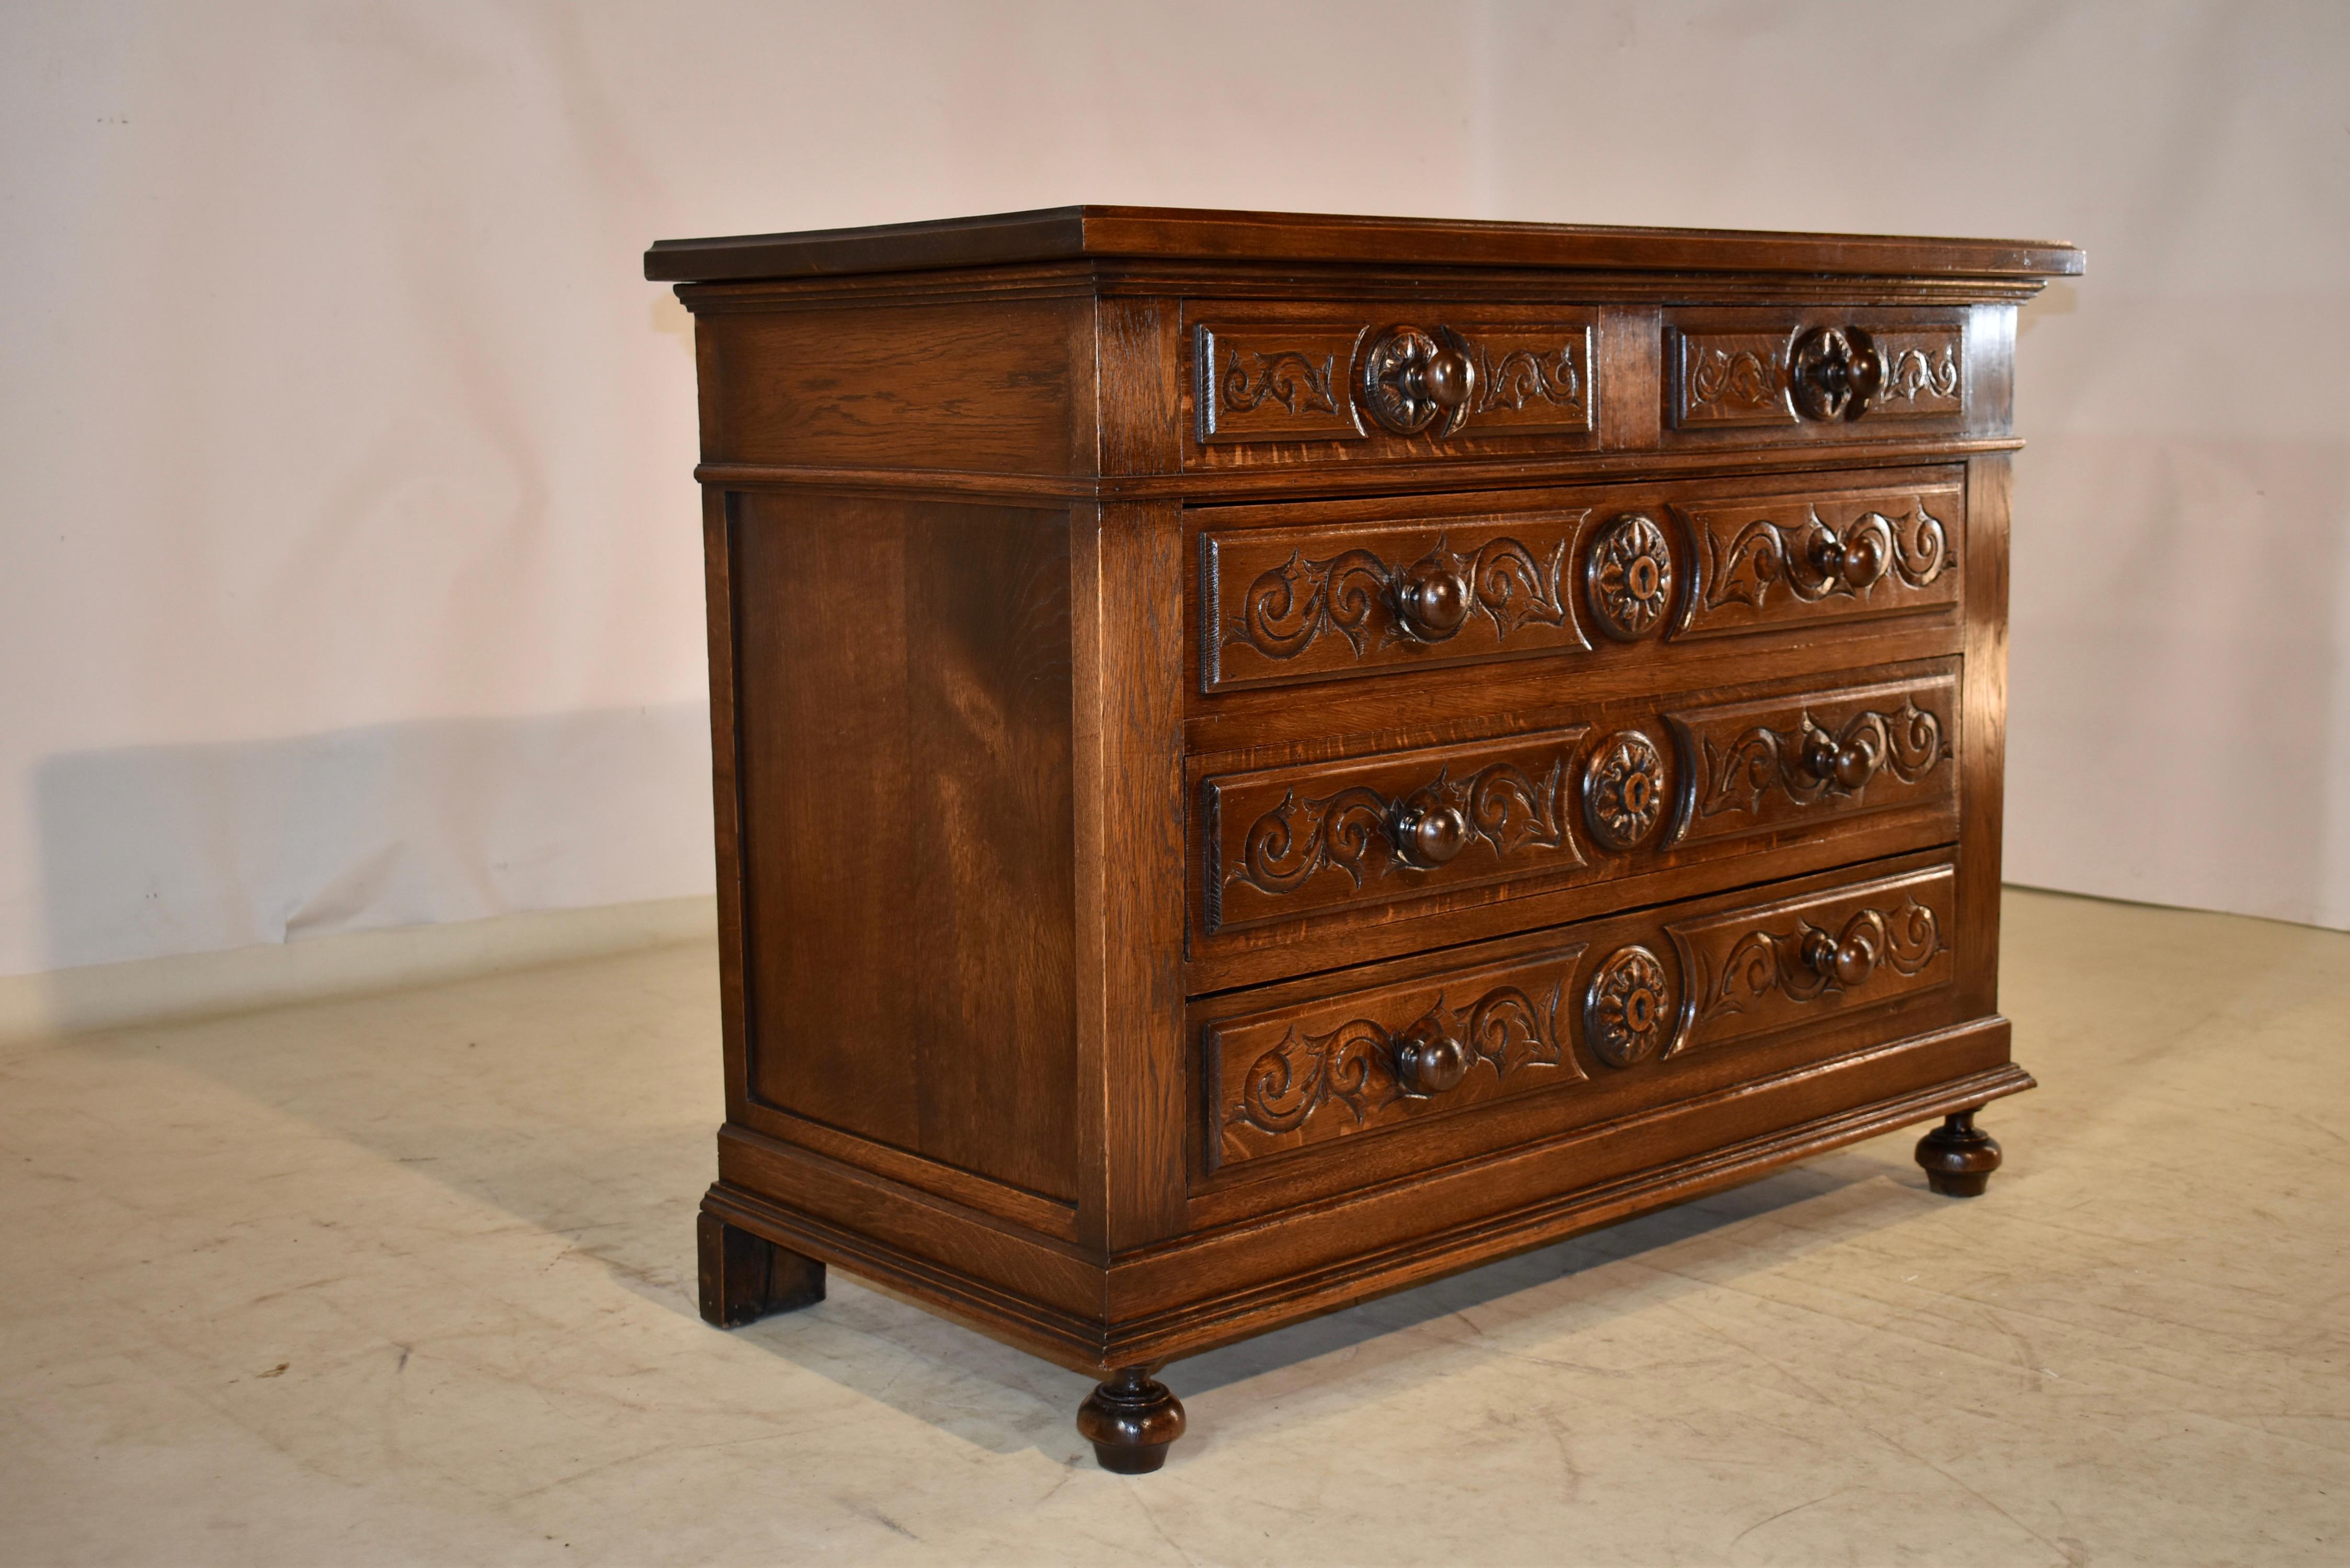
top-left (647, 207), bottom-right (2083, 1472)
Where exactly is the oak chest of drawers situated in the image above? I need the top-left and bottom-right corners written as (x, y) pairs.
top-left (646, 207), bottom-right (2083, 1472)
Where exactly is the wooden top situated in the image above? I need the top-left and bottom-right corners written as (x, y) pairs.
top-left (644, 205), bottom-right (2084, 284)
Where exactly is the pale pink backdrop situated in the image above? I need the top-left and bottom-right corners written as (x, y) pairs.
top-left (3, 0), bottom-right (2343, 976)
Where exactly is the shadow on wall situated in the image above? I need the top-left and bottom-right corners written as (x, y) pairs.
top-left (31, 703), bottom-right (718, 977)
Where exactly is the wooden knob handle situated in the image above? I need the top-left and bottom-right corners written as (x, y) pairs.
top-left (1394, 555), bottom-right (1473, 641)
top-left (1394, 1017), bottom-right (1470, 1096)
top-left (1801, 927), bottom-right (1881, 988)
top-left (1802, 733), bottom-right (1876, 791)
top-left (1421, 347), bottom-right (1474, 410)
top-left (1360, 326), bottom-right (1479, 435)
top-left (1390, 801), bottom-right (1471, 869)
top-left (1790, 326), bottom-right (1883, 422)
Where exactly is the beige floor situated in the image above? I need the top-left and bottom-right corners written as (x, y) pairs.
top-left (1, 890), bottom-right (2345, 1566)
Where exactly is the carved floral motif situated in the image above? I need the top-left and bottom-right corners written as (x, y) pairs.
top-left (1586, 513), bottom-right (1676, 641)
top-left (1585, 946), bottom-right (1674, 1068)
top-left (1701, 898), bottom-right (1943, 1022)
top-left (1226, 757), bottom-right (1571, 900)
top-left (1703, 502), bottom-right (1952, 611)
top-left (1698, 701), bottom-right (1946, 818)
top-left (1583, 731), bottom-right (1669, 852)
top-left (1225, 535), bottom-right (1571, 664)
top-left (1686, 347), bottom-right (1779, 414)
top-left (1220, 349), bottom-right (1340, 415)
top-left (1877, 345), bottom-right (1961, 404)
top-left (1229, 982), bottom-right (1568, 1138)
top-left (1474, 342), bottom-right (1583, 414)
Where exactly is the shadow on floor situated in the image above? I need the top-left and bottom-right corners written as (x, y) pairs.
top-left (57, 946), bottom-right (1956, 1463)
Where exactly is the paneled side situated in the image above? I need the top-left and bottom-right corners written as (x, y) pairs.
top-left (730, 493), bottom-right (1079, 1201)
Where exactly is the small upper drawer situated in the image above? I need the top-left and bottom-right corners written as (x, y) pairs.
top-left (1665, 307), bottom-right (1970, 441)
top-left (1186, 302), bottom-right (1600, 467)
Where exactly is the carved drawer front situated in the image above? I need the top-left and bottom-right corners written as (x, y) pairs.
top-left (1665, 667), bottom-right (1959, 850)
top-left (1665, 863), bottom-right (1957, 1059)
top-left (1674, 482), bottom-right (1963, 640)
top-left (1205, 729), bottom-right (1590, 935)
top-left (1207, 945), bottom-right (1589, 1171)
top-left (1668, 311), bottom-right (1965, 434)
top-left (1201, 510), bottom-right (1593, 692)
top-left (1191, 307), bottom-right (1598, 459)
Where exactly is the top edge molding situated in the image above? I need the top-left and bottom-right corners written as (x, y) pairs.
top-left (644, 204), bottom-right (2085, 285)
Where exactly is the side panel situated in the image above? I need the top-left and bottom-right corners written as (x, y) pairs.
top-left (729, 491), bottom-right (1080, 1203)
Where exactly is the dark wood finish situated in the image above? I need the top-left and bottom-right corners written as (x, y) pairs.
top-left (1915, 1108), bottom-right (2003, 1196)
top-left (646, 205), bottom-right (2082, 283)
top-left (729, 493), bottom-right (1079, 1202)
top-left (1076, 1368), bottom-right (1186, 1474)
top-left (697, 1211), bottom-right (825, 1327)
top-left (658, 208), bottom-right (2077, 1472)
top-left (1200, 507), bottom-right (1592, 692)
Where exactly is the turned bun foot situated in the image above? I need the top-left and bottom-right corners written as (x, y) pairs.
top-left (1915, 1109), bottom-right (2002, 1197)
top-left (1077, 1368), bottom-right (1185, 1473)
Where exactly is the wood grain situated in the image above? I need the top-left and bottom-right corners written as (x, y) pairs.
top-left (663, 209), bottom-right (2073, 1467)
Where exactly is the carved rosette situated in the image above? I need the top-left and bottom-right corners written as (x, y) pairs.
top-left (1583, 731), bottom-right (1669, 852)
top-left (1703, 503), bottom-right (1952, 612)
top-left (1702, 898), bottom-right (1942, 1022)
top-left (1229, 982), bottom-right (1571, 1139)
top-left (1586, 513), bottom-right (1676, 641)
top-left (1585, 946), bottom-right (1675, 1068)
top-left (1223, 534), bottom-right (1571, 664)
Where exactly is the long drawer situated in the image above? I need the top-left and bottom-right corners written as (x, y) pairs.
top-left (1190, 660), bottom-right (1960, 984)
top-left (1184, 468), bottom-right (1969, 779)
top-left (1189, 851), bottom-right (1968, 1219)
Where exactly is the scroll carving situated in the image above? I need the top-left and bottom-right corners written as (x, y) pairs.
top-left (1226, 755), bottom-right (1572, 901)
top-left (1222, 349), bottom-right (1339, 415)
top-left (1877, 345), bottom-right (1960, 405)
top-left (1678, 334), bottom-right (1788, 426)
top-left (1689, 348), bottom-right (1777, 411)
top-left (1698, 700), bottom-right (1946, 818)
top-left (1228, 981), bottom-right (1572, 1140)
top-left (1701, 898), bottom-right (1943, 1021)
top-left (1224, 535), bottom-right (1571, 664)
top-left (1704, 502), bottom-right (1952, 612)
top-left (1664, 865), bottom-right (1960, 1057)
top-left (1474, 341), bottom-right (1583, 415)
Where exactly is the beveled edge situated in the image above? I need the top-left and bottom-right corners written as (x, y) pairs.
top-left (646, 204), bottom-right (2085, 284)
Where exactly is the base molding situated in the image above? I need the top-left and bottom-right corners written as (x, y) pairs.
top-left (704, 1019), bottom-right (2031, 1375)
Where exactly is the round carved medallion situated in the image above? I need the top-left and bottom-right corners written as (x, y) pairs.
top-left (1583, 730), bottom-right (1669, 851)
top-left (1585, 945), bottom-right (1674, 1068)
top-left (1585, 512), bottom-right (1676, 641)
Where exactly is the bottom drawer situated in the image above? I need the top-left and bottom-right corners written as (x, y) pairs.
top-left (1192, 851), bottom-right (1966, 1210)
